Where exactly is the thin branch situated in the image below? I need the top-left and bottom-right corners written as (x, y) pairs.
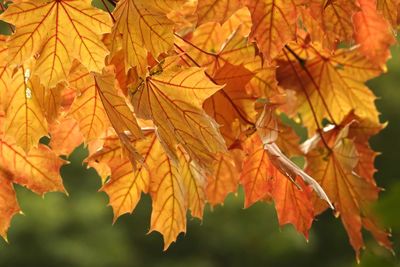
top-left (282, 49), bottom-right (331, 151)
top-left (174, 32), bottom-right (217, 57)
top-left (100, 0), bottom-right (115, 23)
top-left (106, 0), bottom-right (117, 7)
top-left (284, 45), bottom-right (337, 126)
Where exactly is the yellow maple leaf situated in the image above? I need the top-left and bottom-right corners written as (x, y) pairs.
top-left (3, 69), bottom-right (47, 152)
top-left (0, 0), bottom-right (112, 87)
top-left (206, 152), bottom-right (241, 206)
top-left (148, 138), bottom-right (187, 250)
top-left (131, 66), bottom-right (226, 170)
top-left (110, 0), bottom-right (174, 74)
top-left (196, 0), bottom-right (243, 25)
top-left (68, 64), bottom-right (110, 142)
top-left (177, 146), bottom-right (206, 219)
top-left (88, 134), bottom-right (153, 221)
top-left (94, 67), bottom-right (143, 139)
top-left (278, 42), bottom-right (382, 133)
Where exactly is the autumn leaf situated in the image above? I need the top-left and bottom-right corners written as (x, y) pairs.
top-left (0, 0), bottom-right (396, 255)
top-left (307, 0), bottom-right (358, 47)
top-left (353, 0), bottom-right (395, 67)
top-left (178, 147), bottom-right (206, 219)
top-left (0, 136), bottom-right (66, 195)
top-left (131, 66), bottom-right (226, 170)
top-left (243, 0), bottom-right (297, 60)
top-left (204, 63), bottom-right (256, 145)
top-left (206, 152), bottom-right (241, 206)
top-left (272, 171), bottom-right (314, 238)
top-left (240, 134), bottom-right (274, 208)
top-left (88, 134), bottom-right (154, 221)
top-left (68, 64), bottom-right (110, 142)
top-left (3, 69), bottom-right (47, 152)
top-left (277, 41), bottom-right (382, 133)
top-left (377, 0), bottom-right (400, 27)
top-left (0, 174), bottom-right (20, 240)
top-left (94, 67), bottom-right (143, 139)
top-left (0, 35), bottom-right (12, 110)
top-left (0, 0), bottom-right (112, 87)
top-left (196, 0), bottom-right (243, 25)
top-left (305, 121), bottom-right (390, 258)
top-left (176, 20), bottom-right (256, 74)
top-left (110, 0), bottom-right (174, 74)
top-left (148, 140), bottom-right (187, 250)
top-left (49, 116), bottom-right (83, 156)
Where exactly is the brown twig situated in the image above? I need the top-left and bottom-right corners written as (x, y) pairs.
top-left (282, 48), bottom-right (331, 151)
top-left (100, 0), bottom-right (115, 22)
top-left (284, 45), bottom-right (337, 126)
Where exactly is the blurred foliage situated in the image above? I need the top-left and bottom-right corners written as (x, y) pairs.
top-left (0, 1), bottom-right (399, 266)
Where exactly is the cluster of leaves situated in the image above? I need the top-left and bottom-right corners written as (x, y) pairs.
top-left (0, 0), bottom-right (397, 258)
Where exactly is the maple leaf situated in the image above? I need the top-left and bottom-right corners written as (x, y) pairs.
top-left (148, 138), bottom-right (187, 250)
top-left (255, 104), bottom-right (332, 207)
top-left (206, 152), bottom-right (241, 206)
top-left (304, 121), bottom-right (391, 258)
top-left (196, 0), bottom-right (243, 25)
top-left (0, 36), bottom-right (12, 109)
top-left (204, 63), bottom-right (256, 146)
top-left (3, 69), bottom-right (47, 152)
top-left (68, 64), bottom-right (110, 142)
top-left (353, 0), bottom-right (395, 67)
top-left (272, 171), bottom-right (314, 238)
top-left (239, 129), bottom-right (317, 235)
top-left (377, 0), bottom-right (400, 27)
top-left (176, 23), bottom-right (260, 144)
top-left (49, 116), bottom-right (83, 156)
top-left (36, 83), bottom-right (63, 124)
top-left (243, 0), bottom-right (298, 60)
top-left (178, 147), bottom-right (206, 219)
top-left (110, 0), bottom-right (174, 74)
top-left (277, 41), bottom-right (382, 133)
top-left (0, 0), bottom-right (112, 87)
top-left (145, 0), bottom-right (187, 13)
top-left (131, 66), bottom-right (226, 170)
top-left (176, 20), bottom-right (256, 74)
top-left (0, 136), bottom-right (66, 195)
top-left (240, 134), bottom-right (274, 208)
top-left (88, 134), bottom-right (153, 221)
top-left (0, 173), bottom-right (20, 240)
top-left (0, 120), bottom-right (66, 239)
top-left (94, 67), bottom-right (143, 139)
top-left (307, 0), bottom-right (358, 47)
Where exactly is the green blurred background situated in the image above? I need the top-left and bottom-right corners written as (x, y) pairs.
top-left (0, 1), bottom-right (400, 266)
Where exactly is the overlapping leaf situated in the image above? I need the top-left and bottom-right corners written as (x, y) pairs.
top-left (196, 0), bottom-right (243, 25)
top-left (88, 134), bottom-right (153, 220)
top-left (131, 66), bottom-right (226, 170)
top-left (110, 0), bottom-right (174, 74)
top-left (353, 0), bottom-right (395, 67)
top-left (68, 64), bottom-right (109, 142)
top-left (3, 69), bottom-right (47, 152)
top-left (307, 0), bottom-right (358, 47)
top-left (277, 41), bottom-right (382, 133)
top-left (304, 121), bottom-right (391, 258)
top-left (243, 0), bottom-right (297, 60)
top-left (0, 0), bottom-right (112, 87)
